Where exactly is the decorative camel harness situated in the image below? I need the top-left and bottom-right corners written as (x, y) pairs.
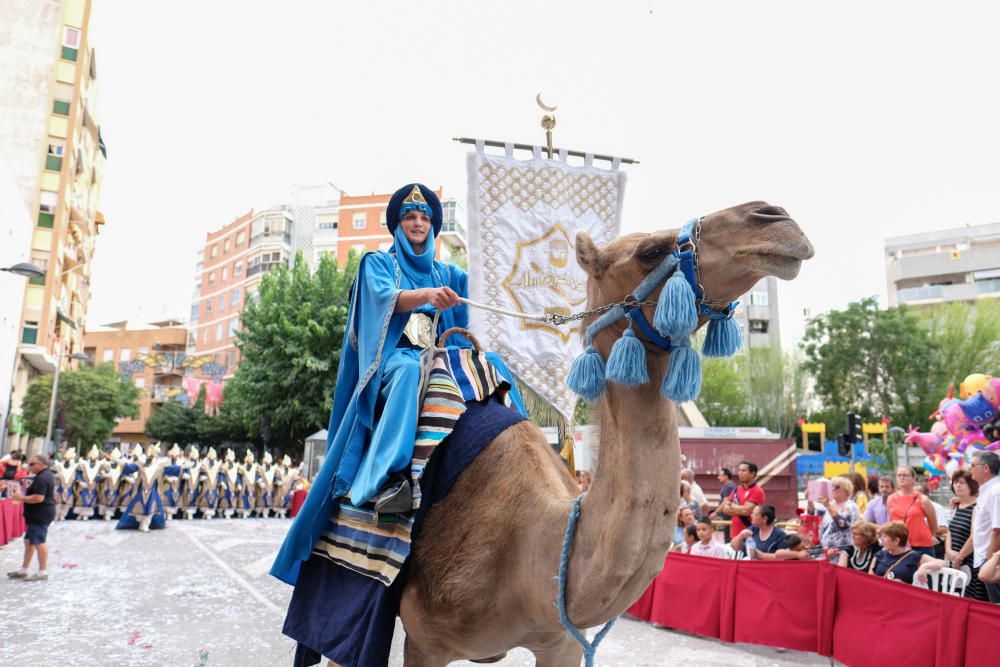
top-left (426, 218), bottom-right (742, 665)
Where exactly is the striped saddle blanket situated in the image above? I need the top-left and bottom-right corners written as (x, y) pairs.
top-left (311, 347), bottom-right (511, 586)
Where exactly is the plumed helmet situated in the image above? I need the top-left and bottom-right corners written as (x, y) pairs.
top-left (262, 451), bottom-right (273, 465)
top-left (167, 444), bottom-right (182, 458)
top-left (244, 450), bottom-right (255, 464)
top-left (225, 448), bottom-right (235, 462)
top-left (130, 443), bottom-right (143, 458)
top-left (385, 183), bottom-right (442, 237)
top-left (206, 447), bottom-right (218, 461)
top-left (86, 445), bottom-right (100, 460)
top-left (187, 445), bottom-right (200, 460)
top-left (109, 447), bottom-right (122, 461)
top-left (282, 455), bottom-right (292, 467)
top-left (64, 448), bottom-right (77, 461)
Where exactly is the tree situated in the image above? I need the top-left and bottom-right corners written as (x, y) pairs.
top-left (146, 385), bottom-right (250, 448)
top-left (224, 250), bottom-right (359, 454)
top-left (21, 362), bottom-right (140, 449)
top-left (697, 356), bottom-right (751, 427)
top-left (801, 297), bottom-right (938, 427)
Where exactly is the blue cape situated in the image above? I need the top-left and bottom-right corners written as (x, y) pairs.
top-left (272, 228), bottom-right (524, 585)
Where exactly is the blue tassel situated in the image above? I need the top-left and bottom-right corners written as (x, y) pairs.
top-left (660, 344), bottom-right (702, 403)
top-left (702, 316), bottom-right (742, 357)
top-left (605, 326), bottom-right (649, 386)
top-left (653, 271), bottom-right (697, 339)
top-left (567, 345), bottom-right (607, 401)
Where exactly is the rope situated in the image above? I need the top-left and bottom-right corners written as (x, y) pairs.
top-left (458, 297), bottom-right (549, 322)
top-left (557, 493), bottom-right (618, 666)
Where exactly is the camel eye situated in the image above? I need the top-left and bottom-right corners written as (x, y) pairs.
top-left (638, 245), bottom-right (668, 263)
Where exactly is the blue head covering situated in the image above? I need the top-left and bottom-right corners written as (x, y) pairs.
top-left (390, 225), bottom-right (439, 290)
top-left (386, 183), bottom-right (443, 236)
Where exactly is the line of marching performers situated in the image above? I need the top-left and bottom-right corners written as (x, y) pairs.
top-left (52, 443), bottom-right (302, 532)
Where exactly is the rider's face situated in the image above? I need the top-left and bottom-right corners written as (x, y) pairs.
top-left (400, 211), bottom-right (431, 248)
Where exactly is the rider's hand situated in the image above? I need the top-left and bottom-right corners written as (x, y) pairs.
top-left (425, 287), bottom-right (461, 310)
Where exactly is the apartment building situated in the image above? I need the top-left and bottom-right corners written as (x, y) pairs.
top-left (1, 0), bottom-right (106, 454)
top-left (83, 320), bottom-right (187, 444)
top-left (885, 222), bottom-right (1000, 307)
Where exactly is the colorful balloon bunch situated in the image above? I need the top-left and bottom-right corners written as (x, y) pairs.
top-left (906, 374), bottom-right (1000, 478)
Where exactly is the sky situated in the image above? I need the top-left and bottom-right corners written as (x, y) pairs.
top-left (86, 1), bottom-right (1000, 346)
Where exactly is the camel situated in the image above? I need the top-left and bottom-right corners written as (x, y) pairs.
top-left (396, 201), bottom-right (814, 665)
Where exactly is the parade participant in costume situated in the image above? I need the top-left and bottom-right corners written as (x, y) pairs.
top-left (237, 450), bottom-right (258, 519)
top-left (255, 451), bottom-right (276, 518)
top-left (54, 447), bottom-right (77, 521)
top-left (271, 183), bottom-right (526, 666)
top-left (117, 443), bottom-right (167, 532)
top-left (72, 445), bottom-right (102, 520)
top-left (115, 445), bottom-right (143, 518)
top-left (96, 447), bottom-right (125, 521)
top-left (180, 446), bottom-right (201, 520)
top-left (217, 448), bottom-right (239, 519)
top-left (162, 444), bottom-right (184, 520)
top-left (196, 447), bottom-right (221, 519)
top-left (271, 455), bottom-right (297, 519)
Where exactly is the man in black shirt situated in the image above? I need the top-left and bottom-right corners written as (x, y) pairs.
top-left (7, 455), bottom-right (57, 582)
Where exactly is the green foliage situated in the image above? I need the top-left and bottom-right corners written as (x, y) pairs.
top-left (696, 347), bottom-right (807, 437)
top-left (145, 386), bottom-right (249, 448)
top-left (21, 362), bottom-right (140, 448)
top-left (224, 250), bottom-right (359, 453)
top-left (801, 297), bottom-right (938, 428)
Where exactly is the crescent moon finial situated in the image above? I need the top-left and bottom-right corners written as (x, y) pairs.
top-left (536, 93), bottom-right (557, 113)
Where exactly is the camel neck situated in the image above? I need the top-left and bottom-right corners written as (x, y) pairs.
top-left (564, 380), bottom-right (679, 626)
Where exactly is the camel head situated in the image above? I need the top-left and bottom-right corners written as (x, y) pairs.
top-left (576, 202), bottom-right (813, 313)
top-left (572, 202), bottom-right (813, 401)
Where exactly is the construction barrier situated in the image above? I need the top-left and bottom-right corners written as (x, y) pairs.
top-left (627, 553), bottom-right (1000, 667)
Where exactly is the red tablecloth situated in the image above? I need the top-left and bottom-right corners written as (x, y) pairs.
top-left (0, 499), bottom-right (26, 546)
top-left (628, 553), bottom-right (1000, 667)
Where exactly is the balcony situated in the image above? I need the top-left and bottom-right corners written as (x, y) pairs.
top-left (894, 282), bottom-right (997, 304)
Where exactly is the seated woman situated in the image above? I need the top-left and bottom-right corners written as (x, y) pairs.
top-left (837, 519), bottom-right (879, 571)
top-left (869, 521), bottom-right (943, 584)
top-left (729, 504), bottom-right (788, 558)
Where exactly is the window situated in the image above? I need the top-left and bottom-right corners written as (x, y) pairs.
top-left (749, 319), bottom-right (769, 334)
top-left (120, 348), bottom-right (131, 361)
top-left (102, 348), bottom-right (114, 362)
top-left (443, 200), bottom-right (457, 223)
top-left (211, 245), bottom-right (218, 258)
top-left (236, 231), bottom-right (246, 244)
top-left (234, 261), bottom-right (242, 276)
top-left (230, 288), bottom-right (241, 307)
top-left (21, 321), bottom-right (39, 345)
top-left (63, 27), bottom-right (81, 47)
top-left (353, 211), bottom-right (366, 229)
top-left (134, 377), bottom-right (145, 388)
top-left (52, 99), bottom-right (71, 116)
top-left (317, 216), bottom-right (338, 231)
top-left (205, 300), bottom-right (212, 314)
top-left (203, 328), bottom-right (209, 343)
top-left (207, 272), bottom-right (215, 287)
top-left (216, 324), bottom-right (223, 341)
top-left (138, 347), bottom-right (148, 356)
top-left (45, 142), bottom-right (64, 171)
top-left (39, 191), bottom-right (58, 213)
top-left (379, 210), bottom-right (387, 227)
top-left (223, 238), bottom-right (230, 252)
top-left (749, 290), bottom-right (768, 306)
top-left (352, 243), bottom-right (366, 255)
top-left (218, 295), bottom-right (226, 311)
top-left (190, 304), bottom-right (199, 320)
top-left (221, 267), bottom-right (228, 281)
top-left (228, 318), bottom-right (239, 337)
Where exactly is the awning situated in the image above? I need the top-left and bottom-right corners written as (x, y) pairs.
top-left (18, 345), bottom-right (56, 373)
top-left (56, 309), bottom-right (77, 329)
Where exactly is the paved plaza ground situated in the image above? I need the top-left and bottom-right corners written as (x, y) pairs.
top-left (0, 519), bottom-right (835, 666)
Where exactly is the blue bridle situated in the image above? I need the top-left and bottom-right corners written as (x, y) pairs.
top-left (567, 218), bottom-right (742, 403)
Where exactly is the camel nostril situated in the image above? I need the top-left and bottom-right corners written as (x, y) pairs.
top-left (754, 206), bottom-right (787, 218)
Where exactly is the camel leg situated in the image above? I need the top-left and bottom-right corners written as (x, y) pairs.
top-left (403, 636), bottom-right (450, 667)
top-left (529, 634), bottom-right (584, 667)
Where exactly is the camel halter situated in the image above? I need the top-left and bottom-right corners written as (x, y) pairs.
top-left (565, 218), bottom-right (742, 403)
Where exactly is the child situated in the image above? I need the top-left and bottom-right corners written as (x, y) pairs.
top-left (689, 518), bottom-right (728, 558)
top-left (672, 524), bottom-right (698, 553)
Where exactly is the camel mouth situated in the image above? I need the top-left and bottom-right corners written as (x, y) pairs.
top-left (733, 243), bottom-right (813, 280)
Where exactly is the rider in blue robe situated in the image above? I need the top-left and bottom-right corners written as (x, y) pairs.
top-left (272, 183), bottom-right (524, 587)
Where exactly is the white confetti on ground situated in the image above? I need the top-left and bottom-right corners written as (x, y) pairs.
top-left (0, 519), bottom-right (837, 666)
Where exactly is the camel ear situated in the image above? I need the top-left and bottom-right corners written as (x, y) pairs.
top-left (575, 231), bottom-right (608, 279)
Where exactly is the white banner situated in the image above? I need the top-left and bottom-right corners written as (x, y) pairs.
top-left (466, 149), bottom-right (626, 422)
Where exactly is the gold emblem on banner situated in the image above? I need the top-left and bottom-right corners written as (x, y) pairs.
top-left (502, 224), bottom-right (586, 343)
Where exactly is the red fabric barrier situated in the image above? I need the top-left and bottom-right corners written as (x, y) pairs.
top-left (630, 553), bottom-right (1000, 667)
top-left (0, 499), bottom-right (26, 546)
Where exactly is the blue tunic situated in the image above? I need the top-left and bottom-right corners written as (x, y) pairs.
top-left (271, 227), bottom-right (525, 585)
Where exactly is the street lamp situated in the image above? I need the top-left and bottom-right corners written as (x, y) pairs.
top-left (45, 350), bottom-right (93, 454)
top-left (1, 262), bottom-right (45, 279)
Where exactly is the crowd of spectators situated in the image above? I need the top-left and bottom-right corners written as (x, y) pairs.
top-left (642, 451), bottom-right (1000, 601)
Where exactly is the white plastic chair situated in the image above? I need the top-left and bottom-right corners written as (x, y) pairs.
top-left (724, 546), bottom-right (748, 560)
top-left (912, 567), bottom-right (968, 596)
